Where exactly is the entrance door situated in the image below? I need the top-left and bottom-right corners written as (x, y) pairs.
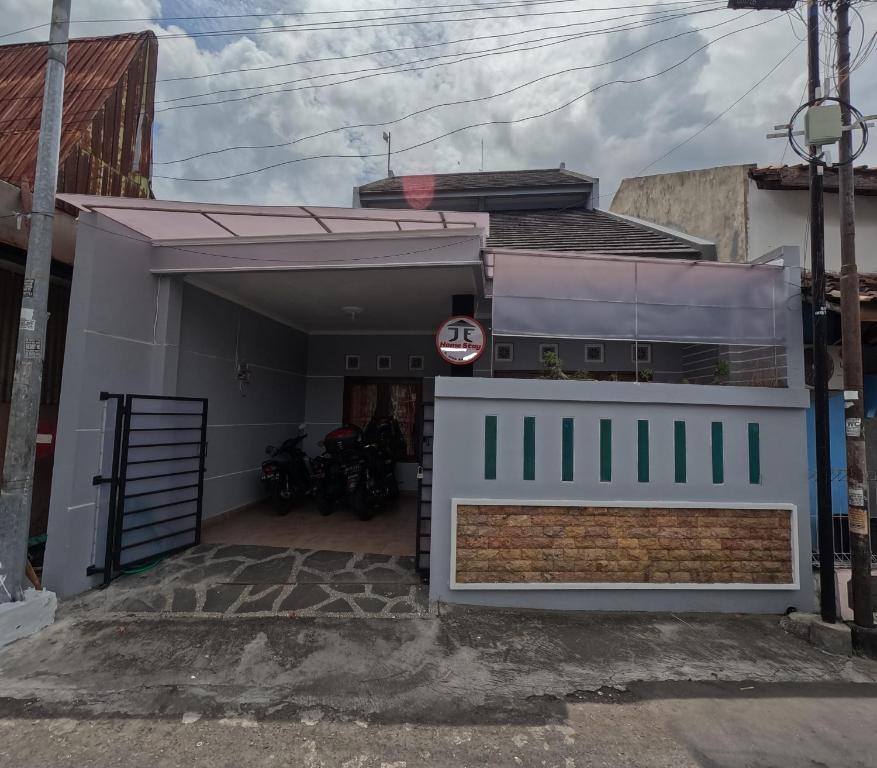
top-left (342, 378), bottom-right (422, 461)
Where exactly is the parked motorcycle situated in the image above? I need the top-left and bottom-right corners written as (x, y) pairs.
top-left (312, 424), bottom-right (396, 521)
top-left (363, 415), bottom-right (404, 499)
top-left (261, 428), bottom-right (312, 515)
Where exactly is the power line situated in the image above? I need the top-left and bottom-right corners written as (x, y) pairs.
top-left (153, 13), bottom-right (788, 183)
top-left (155, 5), bottom-right (726, 112)
top-left (635, 40), bottom-right (802, 176)
top-left (156, 9), bottom-right (745, 165)
top-left (0, 3), bottom-right (725, 129)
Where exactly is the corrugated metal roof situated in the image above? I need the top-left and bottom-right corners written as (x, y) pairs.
top-left (358, 168), bottom-right (595, 194)
top-left (486, 208), bottom-right (701, 258)
top-left (0, 32), bottom-right (155, 187)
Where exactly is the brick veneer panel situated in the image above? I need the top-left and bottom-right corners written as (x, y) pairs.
top-left (454, 505), bottom-right (793, 585)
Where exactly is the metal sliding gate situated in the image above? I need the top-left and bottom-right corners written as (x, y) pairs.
top-left (415, 400), bottom-right (434, 580)
top-left (91, 393), bottom-right (208, 586)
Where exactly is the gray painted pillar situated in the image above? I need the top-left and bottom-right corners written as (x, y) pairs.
top-left (150, 276), bottom-right (183, 394)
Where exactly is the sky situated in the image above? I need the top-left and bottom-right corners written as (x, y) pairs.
top-left (1, 0), bottom-right (876, 208)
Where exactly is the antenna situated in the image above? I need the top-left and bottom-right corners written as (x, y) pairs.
top-left (382, 131), bottom-right (391, 177)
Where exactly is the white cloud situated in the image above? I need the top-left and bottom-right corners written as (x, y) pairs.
top-left (2, 0), bottom-right (876, 207)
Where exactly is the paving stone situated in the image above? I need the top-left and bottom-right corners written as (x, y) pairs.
top-left (170, 588), bottom-right (197, 612)
top-left (234, 556), bottom-right (298, 585)
top-left (370, 584), bottom-right (413, 599)
top-left (176, 561), bottom-right (245, 585)
top-left (236, 586), bottom-right (283, 614)
top-left (362, 566), bottom-right (414, 584)
top-left (301, 550), bottom-right (354, 573)
top-left (113, 596), bottom-right (164, 613)
top-left (332, 584), bottom-right (368, 595)
top-left (203, 585), bottom-right (246, 613)
top-left (352, 553), bottom-right (393, 568)
top-left (278, 584), bottom-right (330, 611)
top-left (211, 544), bottom-right (287, 560)
top-left (386, 600), bottom-right (417, 614)
top-left (354, 597), bottom-right (388, 614)
top-left (318, 598), bottom-right (354, 614)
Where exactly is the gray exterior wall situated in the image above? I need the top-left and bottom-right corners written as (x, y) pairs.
top-left (303, 334), bottom-right (445, 491)
top-left (610, 165), bottom-right (752, 263)
top-left (429, 377), bottom-right (814, 613)
top-left (44, 214), bottom-right (169, 596)
top-left (176, 284), bottom-right (308, 519)
top-left (490, 336), bottom-right (684, 381)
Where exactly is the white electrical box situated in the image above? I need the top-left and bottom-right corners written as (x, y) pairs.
top-left (805, 104), bottom-right (843, 146)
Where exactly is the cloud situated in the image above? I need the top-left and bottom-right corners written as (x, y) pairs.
top-left (2, 0), bottom-right (876, 208)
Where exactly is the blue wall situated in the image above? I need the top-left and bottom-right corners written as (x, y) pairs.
top-left (807, 375), bottom-right (877, 541)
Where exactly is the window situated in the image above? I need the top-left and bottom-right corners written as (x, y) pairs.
top-left (631, 343), bottom-right (651, 363)
top-left (409, 355), bottom-right (424, 372)
top-left (494, 342), bottom-right (514, 362)
top-left (539, 343), bottom-right (559, 362)
top-left (343, 378), bottom-right (422, 461)
top-left (584, 343), bottom-right (605, 363)
top-left (376, 355), bottom-right (392, 371)
top-left (345, 354), bottom-right (360, 371)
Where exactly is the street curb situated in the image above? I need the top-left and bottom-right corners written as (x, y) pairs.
top-left (779, 612), bottom-right (852, 657)
top-left (851, 625), bottom-right (877, 660)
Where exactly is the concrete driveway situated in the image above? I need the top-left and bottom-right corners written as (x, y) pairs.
top-left (2, 603), bottom-right (877, 766)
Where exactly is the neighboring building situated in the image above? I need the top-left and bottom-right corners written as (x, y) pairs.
top-left (0, 32), bottom-right (158, 547)
top-left (611, 164), bottom-right (877, 612)
top-left (37, 185), bottom-right (810, 617)
top-left (610, 163), bottom-right (877, 268)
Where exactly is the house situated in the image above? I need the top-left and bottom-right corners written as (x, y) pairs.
top-left (0, 32), bottom-right (158, 546)
top-left (35, 163), bottom-right (812, 617)
top-left (611, 164), bottom-right (877, 614)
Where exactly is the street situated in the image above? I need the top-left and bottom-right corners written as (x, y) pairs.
top-left (2, 607), bottom-right (876, 766)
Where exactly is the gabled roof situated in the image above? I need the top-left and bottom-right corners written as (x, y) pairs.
top-left (0, 32), bottom-right (155, 186)
top-left (750, 164), bottom-right (877, 195)
top-left (358, 168), bottom-right (595, 194)
top-left (486, 208), bottom-right (702, 258)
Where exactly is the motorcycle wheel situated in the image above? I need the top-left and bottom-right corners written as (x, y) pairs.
top-left (353, 485), bottom-right (373, 521)
top-left (316, 495), bottom-right (334, 516)
top-left (273, 490), bottom-right (293, 516)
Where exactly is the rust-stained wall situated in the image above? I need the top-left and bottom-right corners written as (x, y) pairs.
top-left (610, 165), bottom-right (752, 263)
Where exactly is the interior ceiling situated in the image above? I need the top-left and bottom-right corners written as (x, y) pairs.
top-left (186, 265), bottom-right (481, 332)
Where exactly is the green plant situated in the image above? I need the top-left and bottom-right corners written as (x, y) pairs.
top-left (714, 359), bottom-right (730, 381)
top-left (637, 368), bottom-right (653, 382)
top-left (541, 350), bottom-right (568, 380)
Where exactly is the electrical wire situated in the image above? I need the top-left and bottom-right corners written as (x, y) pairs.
top-left (0, 3), bottom-right (729, 130)
top-left (152, 12), bottom-right (789, 183)
top-left (156, 9), bottom-right (747, 165)
top-left (154, 6), bottom-right (728, 115)
top-left (154, 2), bottom-right (725, 107)
top-left (0, 1), bottom-right (725, 111)
top-left (635, 40), bottom-right (802, 177)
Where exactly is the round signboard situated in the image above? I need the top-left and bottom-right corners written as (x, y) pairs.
top-left (435, 315), bottom-right (486, 366)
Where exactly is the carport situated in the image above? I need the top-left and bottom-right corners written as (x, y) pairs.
top-left (44, 197), bottom-right (488, 597)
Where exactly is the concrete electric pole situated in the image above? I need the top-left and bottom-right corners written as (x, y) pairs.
top-left (0, 0), bottom-right (71, 604)
top-left (835, 0), bottom-right (874, 630)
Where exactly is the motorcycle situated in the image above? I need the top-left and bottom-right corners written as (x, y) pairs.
top-left (312, 424), bottom-right (394, 521)
top-left (362, 415), bottom-right (404, 500)
top-left (261, 428), bottom-right (312, 515)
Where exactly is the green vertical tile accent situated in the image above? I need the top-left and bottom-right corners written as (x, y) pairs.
top-left (523, 416), bottom-right (536, 481)
top-left (748, 422), bottom-right (761, 484)
top-left (637, 420), bottom-right (649, 483)
top-left (599, 419), bottom-right (612, 482)
top-left (674, 420), bottom-right (687, 484)
top-left (561, 418), bottom-right (574, 482)
top-left (711, 421), bottom-right (724, 484)
top-left (484, 415), bottom-right (497, 480)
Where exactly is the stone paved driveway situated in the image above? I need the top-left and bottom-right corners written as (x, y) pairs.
top-left (65, 544), bottom-right (429, 619)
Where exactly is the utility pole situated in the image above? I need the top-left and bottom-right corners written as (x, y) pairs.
top-left (807, 0), bottom-right (837, 623)
top-left (835, 0), bottom-right (874, 628)
top-left (0, 0), bottom-right (71, 604)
